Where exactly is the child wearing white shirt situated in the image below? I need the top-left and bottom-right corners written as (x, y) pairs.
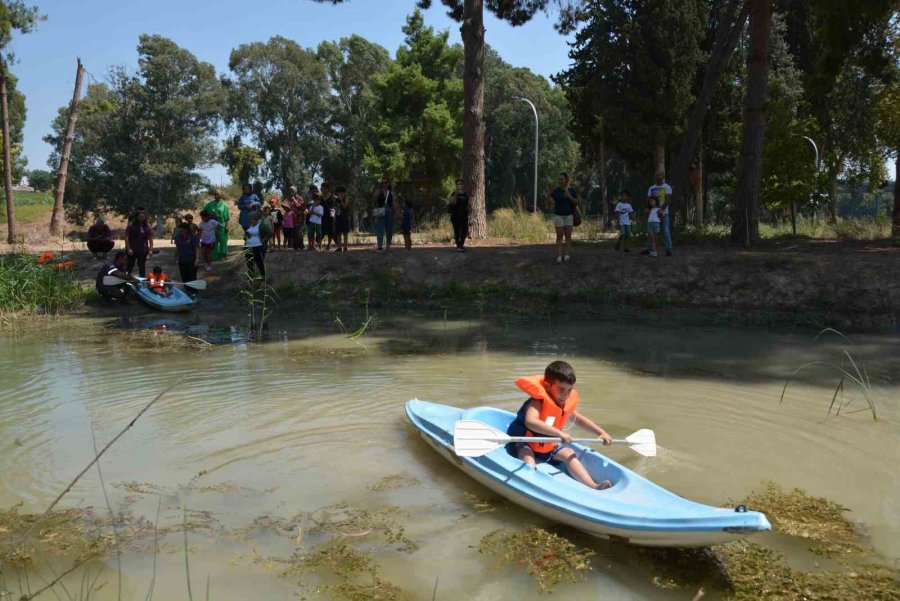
top-left (645, 196), bottom-right (662, 258)
top-left (613, 190), bottom-right (635, 253)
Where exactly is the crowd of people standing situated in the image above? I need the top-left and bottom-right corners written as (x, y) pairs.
top-left (90, 171), bottom-right (676, 302)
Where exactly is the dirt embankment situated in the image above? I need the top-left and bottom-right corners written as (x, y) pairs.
top-left (22, 234), bottom-right (898, 330)
top-left (178, 238), bottom-right (898, 331)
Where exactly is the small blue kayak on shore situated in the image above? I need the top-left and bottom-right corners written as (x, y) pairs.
top-left (133, 283), bottom-right (196, 313)
top-left (406, 399), bottom-right (771, 547)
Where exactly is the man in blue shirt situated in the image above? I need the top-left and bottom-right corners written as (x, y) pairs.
top-left (645, 172), bottom-right (673, 256)
top-left (237, 183), bottom-right (261, 231)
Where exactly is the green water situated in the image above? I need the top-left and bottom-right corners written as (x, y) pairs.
top-left (1, 316), bottom-right (898, 600)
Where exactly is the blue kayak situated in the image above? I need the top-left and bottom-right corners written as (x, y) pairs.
top-left (132, 283), bottom-right (196, 313)
top-left (406, 399), bottom-right (771, 547)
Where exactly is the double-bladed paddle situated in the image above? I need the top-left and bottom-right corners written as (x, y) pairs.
top-left (103, 275), bottom-right (208, 290)
top-left (452, 419), bottom-right (657, 458)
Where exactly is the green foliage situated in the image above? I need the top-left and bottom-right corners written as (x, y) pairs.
top-left (363, 10), bottom-right (463, 198)
top-left (317, 34), bottom-right (392, 204)
top-left (26, 168), bottom-right (53, 191)
top-left (219, 135), bottom-right (263, 187)
top-left (1, 70), bottom-right (28, 180)
top-left (484, 47), bottom-right (579, 209)
top-left (44, 36), bottom-right (224, 224)
top-left (0, 0), bottom-right (43, 61)
top-left (561, 0), bottom-right (708, 168)
top-left (0, 254), bottom-right (85, 316)
top-left (224, 36), bottom-right (331, 191)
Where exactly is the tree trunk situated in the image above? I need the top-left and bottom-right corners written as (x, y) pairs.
top-left (892, 149), bottom-right (899, 245)
top-left (731, 0), bottom-right (772, 247)
top-left (671, 0), bottom-right (749, 218)
top-left (691, 147), bottom-right (703, 226)
top-left (1, 63), bottom-right (15, 245)
top-left (827, 168), bottom-right (839, 223)
top-left (654, 143), bottom-right (666, 178)
top-left (600, 138), bottom-right (608, 226)
top-left (461, 0), bottom-right (487, 238)
top-left (50, 59), bottom-right (85, 237)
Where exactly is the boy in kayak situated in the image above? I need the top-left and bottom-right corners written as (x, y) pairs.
top-left (147, 266), bottom-right (172, 297)
top-left (508, 361), bottom-right (614, 490)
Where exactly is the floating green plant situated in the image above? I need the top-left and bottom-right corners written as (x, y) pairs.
top-left (367, 473), bottom-right (421, 492)
top-left (478, 527), bottom-right (595, 593)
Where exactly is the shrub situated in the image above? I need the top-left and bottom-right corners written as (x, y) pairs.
top-left (0, 254), bottom-right (86, 315)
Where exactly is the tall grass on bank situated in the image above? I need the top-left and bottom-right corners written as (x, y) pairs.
top-left (679, 216), bottom-right (892, 245)
top-left (488, 208), bottom-right (553, 242)
top-left (0, 254), bottom-right (86, 316)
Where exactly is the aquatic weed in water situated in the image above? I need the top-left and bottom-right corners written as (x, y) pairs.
top-left (478, 527), bottom-right (595, 593)
top-left (780, 328), bottom-right (878, 420)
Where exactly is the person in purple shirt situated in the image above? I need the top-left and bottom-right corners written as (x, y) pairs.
top-left (125, 209), bottom-right (154, 277)
top-left (173, 222), bottom-right (200, 288)
top-left (95, 251), bottom-right (137, 302)
top-left (87, 216), bottom-right (114, 258)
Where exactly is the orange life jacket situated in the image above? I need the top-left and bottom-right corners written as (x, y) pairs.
top-left (515, 375), bottom-right (580, 453)
top-left (148, 272), bottom-right (168, 291)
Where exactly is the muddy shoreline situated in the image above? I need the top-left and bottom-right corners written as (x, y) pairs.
top-left (9, 238), bottom-right (899, 332)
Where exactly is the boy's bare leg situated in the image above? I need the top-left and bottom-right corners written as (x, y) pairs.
top-left (555, 447), bottom-right (612, 489)
top-left (516, 446), bottom-right (538, 468)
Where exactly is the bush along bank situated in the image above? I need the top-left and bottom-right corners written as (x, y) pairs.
top-left (0, 253), bottom-right (87, 318)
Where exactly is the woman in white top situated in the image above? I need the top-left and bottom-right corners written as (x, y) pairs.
top-left (244, 213), bottom-right (266, 277)
top-left (645, 196), bottom-right (661, 258)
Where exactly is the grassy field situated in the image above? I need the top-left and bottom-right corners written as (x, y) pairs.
top-left (0, 191), bottom-right (55, 227)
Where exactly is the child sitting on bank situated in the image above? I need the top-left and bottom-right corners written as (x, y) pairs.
top-left (147, 266), bottom-right (172, 297)
top-left (507, 361), bottom-right (614, 490)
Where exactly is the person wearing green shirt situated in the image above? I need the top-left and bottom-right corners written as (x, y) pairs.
top-left (202, 190), bottom-right (231, 261)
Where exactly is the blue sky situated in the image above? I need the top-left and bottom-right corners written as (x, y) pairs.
top-left (12, 0), bottom-right (574, 183)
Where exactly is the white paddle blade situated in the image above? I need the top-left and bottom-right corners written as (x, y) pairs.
top-left (453, 420), bottom-right (511, 458)
top-left (103, 275), bottom-right (126, 286)
top-left (184, 279), bottom-right (207, 290)
top-left (625, 429), bottom-right (657, 457)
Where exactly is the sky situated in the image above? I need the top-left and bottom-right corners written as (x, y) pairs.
top-left (12, 0), bottom-right (575, 184)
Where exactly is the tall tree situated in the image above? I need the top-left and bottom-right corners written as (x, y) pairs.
top-left (315, 0), bottom-right (590, 237)
top-left (317, 35), bottom-right (391, 206)
top-left (560, 0), bottom-right (707, 198)
top-left (219, 135), bottom-right (263, 188)
top-left (669, 0), bottom-right (749, 225)
top-left (45, 37), bottom-right (223, 225)
top-left (781, 0), bottom-right (899, 222)
top-left (484, 47), bottom-right (578, 210)
top-left (731, 0), bottom-right (772, 246)
top-left (49, 58), bottom-right (84, 236)
top-left (0, 0), bottom-right (41, 243)
top-left (224, 37), bottom-right (331, 191)
top-left (363, 11), bottom-right (464, 200)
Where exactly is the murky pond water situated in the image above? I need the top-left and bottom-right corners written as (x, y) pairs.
top-left (1, 315), bottom-right (898, 600)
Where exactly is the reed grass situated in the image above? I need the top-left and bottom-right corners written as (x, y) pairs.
top-left (0, 254), bottom-right (86, 316)
top-left (779, 328), bottom-right (878, 420)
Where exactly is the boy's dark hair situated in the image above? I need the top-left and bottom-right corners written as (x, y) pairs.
top-left (559, 172), bottom-right (569, 180)
top-left (184, 213), bottom-right (193, 220)
top-left (152, 266), bottom-right (162, 273)
top-left (621, 189), bottom-right (630, 197)
top-left (114, 251), bottom-right (127, 261)
top-left (649, 195), bottom-right (660, 205)
top-left (545, 361), bottom-right (576, 385)
top-left (200, 210), bottom-right (210, 218)
top-left (179, 222), bottom-right (191, 232)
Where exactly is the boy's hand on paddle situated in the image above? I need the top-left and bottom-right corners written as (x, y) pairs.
top-left (597, 432), bottom-right (613, 445)
top-left (558, 431), bottom-right (574, 445)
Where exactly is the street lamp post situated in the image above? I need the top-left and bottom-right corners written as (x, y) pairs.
top-left (800, 135), bottom-right (820, 232)
top-left (514, 96), bottom-right (539, 213)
